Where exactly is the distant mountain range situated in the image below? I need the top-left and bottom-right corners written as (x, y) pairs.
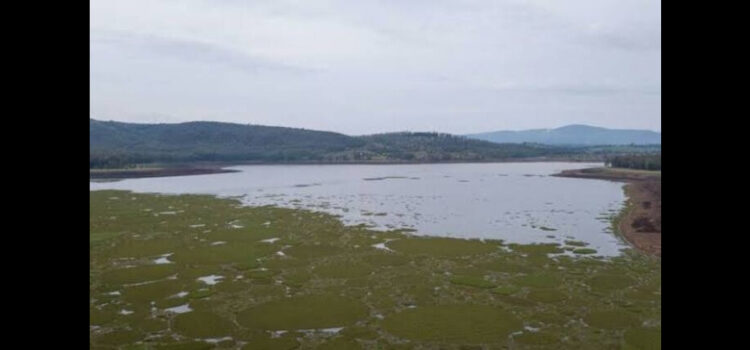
top-left (90, 119), bottom-right (574, 168)
top-left (465, 125), bottom-right (661, 145)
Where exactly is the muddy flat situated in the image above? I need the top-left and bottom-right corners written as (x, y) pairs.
top-left (554, 167), bottom-right (661, 257)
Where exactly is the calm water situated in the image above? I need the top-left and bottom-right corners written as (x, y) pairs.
top-left (90, 162), bottom-right (628, 256)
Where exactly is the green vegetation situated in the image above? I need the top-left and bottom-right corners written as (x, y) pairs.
top-left (606, 154), bottom-right (661, 171)
top-left (449, 275), bottom-right (496, 289)
top-left (382, 305), bottom-right (522, 343)
top-left (236, 295), bottom-right (369, 330)
top-left (91, 190), bottom-right (660, 349)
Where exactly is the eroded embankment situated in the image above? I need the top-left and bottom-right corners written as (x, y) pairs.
top-left (554, 167), bottom-right (661, 257)
top-left (90, 190), bottom-right (661, 349)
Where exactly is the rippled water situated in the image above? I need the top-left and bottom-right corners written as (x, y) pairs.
top-left (90, 162), bottom-right (628, 255)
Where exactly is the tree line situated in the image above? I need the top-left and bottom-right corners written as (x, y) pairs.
top-left (605, 154), bottom-right (661, 170)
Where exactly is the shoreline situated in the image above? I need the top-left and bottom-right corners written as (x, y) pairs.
top-left (89, 158), bottom-right (601, 180)
top-left (89, 167), bottom-right (239, 179)
top-left (553, 167), bottom-right (661, 257)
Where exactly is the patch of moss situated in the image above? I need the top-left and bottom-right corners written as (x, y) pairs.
top-left (101, 265), bottom-right (179, 285)
top-left (514, 273), bottom-right (561, 288)
top-left (564, 240), bottom-right (587, 247)
top-left (237, 295), bottom-right (368, 330)
top-left (317, 337), bottom-right (361, 349)
top-left (153, 342), bottom-right (215, 350)
top-left (526, 289), bottom-right (567, 303)
top-left (494, 295), bottom-right (537, 307)
top-left (514, 332), bottom-right (558, 345)
top-left (341, 326), bottom-right (379, 340)
top-left (588, 274), bottom-right (635, 292)
top-left (122, 279), bottom-right (185, 303)
top-left (241, 334), bottom-right (300, 350)
top-left (171, 243), bottom-right (274, 265)
top-left (382, 305), bottom-right (522, 343)
top-left (313, 261), bottom-right (374, 279)
top-left (173, 311), bottom-right (235, 338)
top-left (508, 243), bottom-right (564, 255)
top-left (491, 285), bottom-right (520, 296)
top-left (585, 310), bottom-right (641, 329)
top-left (623, 327), bottom-right (661, 350)
top-left (90, 308), bottom-right (117, 325)
top-left (362, 253), bottom-right (411, 267)
top-left (285, 244), bottom-right (344, 259)
top-left (133, 317), bottom-right (168, 333)
top-left (94, 329), bottom-right (143, 346)
top-left (449, 275), bottom-right (496, 289)
top-left (188, 289), bottom-right (215, 299)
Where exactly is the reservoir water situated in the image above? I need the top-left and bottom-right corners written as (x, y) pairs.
top-left (90, 162), bottom-right (628, 256)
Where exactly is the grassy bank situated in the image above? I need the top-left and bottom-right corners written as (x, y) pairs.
top-left (90, 191), bottom-right (660, 349)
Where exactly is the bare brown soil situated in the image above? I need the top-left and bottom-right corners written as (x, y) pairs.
top-left (554, 167), bottom-right (661, 257)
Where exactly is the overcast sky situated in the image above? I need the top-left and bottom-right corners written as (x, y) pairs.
top-left (90, 0), bottom-right (660, 135)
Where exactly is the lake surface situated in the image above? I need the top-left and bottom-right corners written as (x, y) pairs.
top-left (90, 162), bottom-right (628, 256)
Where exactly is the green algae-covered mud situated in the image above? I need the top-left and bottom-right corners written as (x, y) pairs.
top-left (90, 190), bottom-right (661, 349)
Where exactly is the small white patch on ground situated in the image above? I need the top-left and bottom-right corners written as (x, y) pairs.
top-left (119, 309), bottom-right (134, 315)
top-left (154, 253), bottom-right (173, 264)
top-left (158, 211), bottom-right (177, 215)
top-left (107, 291), bottom-right (121, 296)
top-left (210, 241), bottom-right (227, 246)
top-left (320, 327), bottom-right (344, 334)
top-left (262, 221), bottom-right (271, 227)
top-left (260, 237), bottom-right (280, 243)
top-left (524, 326), bottom-right (540, 332)
top-left (165, 304), bottom-right (192, 314)
top-left (189, 224), bottom-right (206, 228)
top-left (297, 327), bottom-right (344, 335)
top-left (203, 337), bottom-right (233, 344)
top-left (276, 251), bottom-right (286, 256)
top-left (170, 291), bottom-right (189, 298)
top-left (371, 243), bottom-right (393, 251)
top-left (197, 275), bottom-right (224, 285)
top-left (270, 330), bottom-right (287, 338)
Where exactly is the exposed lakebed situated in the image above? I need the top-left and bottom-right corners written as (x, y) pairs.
top-left (90, 162), bottom-right (627, 256)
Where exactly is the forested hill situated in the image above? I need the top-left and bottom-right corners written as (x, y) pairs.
top-left (466, 124), bottom-right (661, 145)
top-left (90, 119), bottom-right (570, 168)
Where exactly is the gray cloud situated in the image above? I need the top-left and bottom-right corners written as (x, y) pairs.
top-left (90, 0), bottom-right (660, 134)
top-left (91, 30), bottom-right (316, 75)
